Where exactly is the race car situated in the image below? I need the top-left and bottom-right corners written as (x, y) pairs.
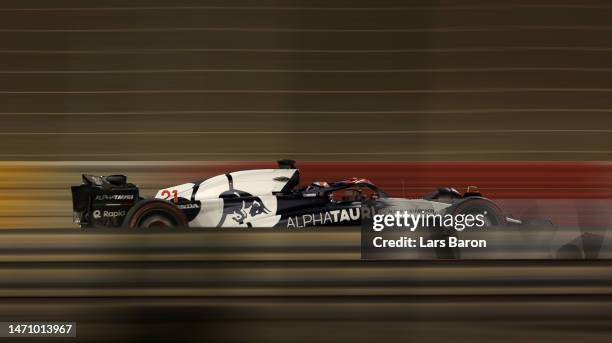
top-left (71, 159), bottom-right (521, 229)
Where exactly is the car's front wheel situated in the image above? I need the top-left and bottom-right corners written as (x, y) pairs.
top-left (451, 198), bottom-right (504, 228)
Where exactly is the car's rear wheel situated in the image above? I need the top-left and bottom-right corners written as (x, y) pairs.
top-left (123, 199), bottom-right (188, 229)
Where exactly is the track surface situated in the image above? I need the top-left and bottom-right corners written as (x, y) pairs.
top-left (0, 229), bottom-right (610, 342)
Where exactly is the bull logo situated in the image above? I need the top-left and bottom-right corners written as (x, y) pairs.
top-left (219, 189), bottom-right (271, 226)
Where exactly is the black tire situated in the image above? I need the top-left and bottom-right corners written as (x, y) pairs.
top-left (435, 198), bottom-right (504, 259)
top-left (123, 199), bottom-right (188, 229)
top-left (450, 198), bottom-right (504, 227)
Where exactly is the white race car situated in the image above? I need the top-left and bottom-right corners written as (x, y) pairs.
top-left (71, 160), bottom-right (521, 229)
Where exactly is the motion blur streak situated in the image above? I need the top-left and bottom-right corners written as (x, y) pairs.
top-left (1, 161), bottom-right (612, 228)
top-left (1, 0), bottom-right (611, 341)
top-left (0, 161), bottom-right (610, 340)
top-left (0, 0), bottom-right (611, 161)
top-left (0, 229), bottom-right (611, 342)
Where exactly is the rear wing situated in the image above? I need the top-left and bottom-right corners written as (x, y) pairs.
top-left (71, 174), bottom-right (140, 228)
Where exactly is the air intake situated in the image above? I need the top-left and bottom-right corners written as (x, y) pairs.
top-left (277, 159), bottom-right (296, 169)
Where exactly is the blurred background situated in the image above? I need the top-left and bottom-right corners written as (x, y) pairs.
top-left (0, 0), bottom-right (611, 161)
top-left (1, 0), bottom-right (612, 342)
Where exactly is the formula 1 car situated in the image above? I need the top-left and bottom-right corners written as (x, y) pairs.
top-left (71, 159), bottom-right (522, 229)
